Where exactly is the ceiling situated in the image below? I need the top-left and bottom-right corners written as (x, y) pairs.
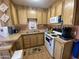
top-left (12, 0), bottom-right (55, 8)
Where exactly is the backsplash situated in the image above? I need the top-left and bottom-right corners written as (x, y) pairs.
top-left (15, 24), bottom-right (48, 31)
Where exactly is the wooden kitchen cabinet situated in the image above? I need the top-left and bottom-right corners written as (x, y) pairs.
top-left (51, 6), bottom-right (55, 17)
top-left (30, 34), bottom-right (37, 47)
top-left (16, 37), bottom-right (23, 50)
top-left (63, 0), bottom-right (74, 25)
top-left (55, 1), bottom-right (63, 16)
top-left (54, 38), bottom-right (73, 59)
top-left (37, 34), bottom-right (44, 45)
top-left (16, 6), bottom-right (47, 25)
top-left (0, 50), bottom-right (11, 59)
top-left (37, 9), bottom-right (42, 24)
top-left (12, 37), bottom-right (23, 50)
top-left (54, 39), bottom-right (64, 59)
top-left (42, 9), bottom-right (47, 24)
top-left (0, 48), bottom-right (15, 59)
top-left (23, 33), bottom-right (44, 49)
top-left (23, 35), bottom-right (30, 48)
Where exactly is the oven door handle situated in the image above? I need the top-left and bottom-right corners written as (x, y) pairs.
top-left (46, 37), bottom-right (52, 46)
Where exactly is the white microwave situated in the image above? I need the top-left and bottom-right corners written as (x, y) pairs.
top-left (49, 16), bottom-right (63, 24)
top-left (49, 17), bottom-right (59, 23)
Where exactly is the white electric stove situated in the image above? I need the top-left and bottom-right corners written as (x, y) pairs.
top-left (44, 31), bottom-right (62, 57)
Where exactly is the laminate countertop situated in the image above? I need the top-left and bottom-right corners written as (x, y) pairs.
top-left (0, 29), bottom-right (45, 50)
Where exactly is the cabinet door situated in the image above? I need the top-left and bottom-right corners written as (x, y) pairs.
top-left (55, 1), bottom-right (63, 16)
top-left (30, 34), bottom-right (37, 47)
top-left (0, 50), bottom-right (11, 59)
top-left (47, 8), bottom-right (51, 20)
top-left (51, 6), bottom-right (55, 17)
top-left (37, 9), bottom-right (42, 24)
top-left (37, 34), bottom-right (44, 45)
top-left (42, 10), bottom-right (47, 24)
top-left (14, 37), bottom-right (23, 50)
top-left (18, 37), bottom-right (23, 49)
top-left (54, 40), bottom-right (63, 59)
top-left (23, 35), bottom-right (30, 49)
top-left (63, 0), bottom-right (74, 25)
top-left (17, 6), bottom-right (27, 24)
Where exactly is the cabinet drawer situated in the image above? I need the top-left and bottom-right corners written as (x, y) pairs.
top-left (24, 39), bottom-right (30, 42)
top-left (37, 34), bottom-right (44, 39)
top-left (23, 35), bottom-right (29, 40)
top-left (24, 41), bottom-right (30, 44)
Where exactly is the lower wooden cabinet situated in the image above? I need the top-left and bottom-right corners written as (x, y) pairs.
top-left (30, 34), bottom-right (37, 47)
top-left (23, 33), bottom-right (44, 49)
top-left (54, 40), bottom-right (64, 59)
top-left (37, 34), bottom-right (44, 45)
top-left (23, 35), bottom-right (30, 48)
top-left (0, 49), bottom-right (14, 59)
top-left (0, 50), bottom-right (11, 59)
top-left (54, 38), bottom-right (73, 59)
top-left (12, 37), bottom-right (23, 50)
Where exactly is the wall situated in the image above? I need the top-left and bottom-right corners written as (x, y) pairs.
top-left (47, 0), bottom-right (74, 25)
top-left (0, 0), bottom-right (13, 26)
top-left (15, 5), bottom-right (48, 25)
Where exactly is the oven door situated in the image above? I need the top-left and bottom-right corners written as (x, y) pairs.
top-left (46, 37), bottom-right (52, 46)
top-left (45, 35), bottom-right (55, 57)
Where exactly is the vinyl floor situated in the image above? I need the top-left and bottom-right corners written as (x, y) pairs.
top-left (24, 46), bottom-right (53, 59)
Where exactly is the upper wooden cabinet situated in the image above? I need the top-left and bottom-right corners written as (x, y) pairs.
top-left (17, 6), bottom-right (28, 24)
top-left (55, 1), bottom-right (63, 16)
top-left (42, 9), bottom-right (47, 24)
top-left (16, 6), bottom-right (47, 25)
top-left (63, 0), bottom-right (74, 25)
top-left (37, 9), bottom-right (42, 24)
top-left (47, 0), bottom-right (78, 25)
top-left (47, 0), bottom-right (63, 20)
top-left (27, 8), bottom-right (37, 18)
top-left (47, 8), bottom-right (51, 20)
top-left (51, 6), bottom-right (55, 17)
top-left (74, 0), bottom-right (79, 25)
top-left (11, 3), bottom-right (18, 25)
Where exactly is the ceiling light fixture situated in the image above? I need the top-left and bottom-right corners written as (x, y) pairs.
top-left (30, 10), bottom-right (36, 14)
top-left (33, 0), bottom-right (40, 2)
